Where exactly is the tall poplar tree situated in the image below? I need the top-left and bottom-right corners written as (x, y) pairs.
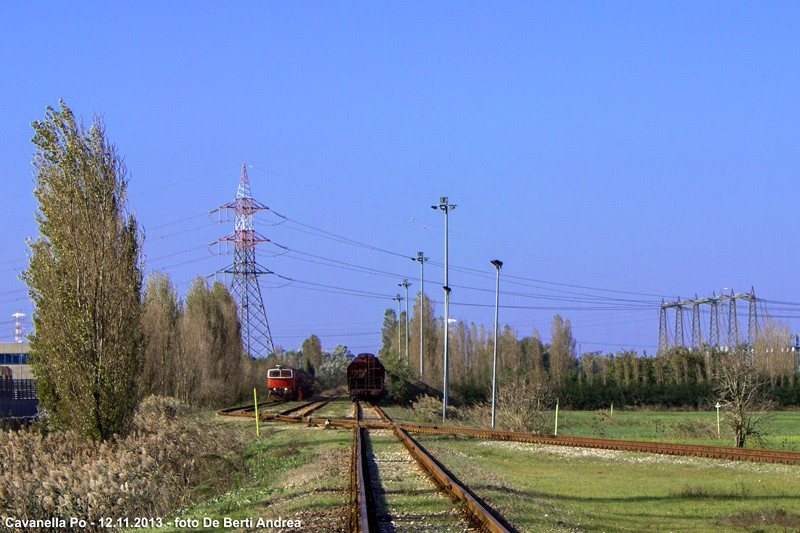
top-left (301, 334), bottom-right (323, 375)
top-left (140, 272), bottom-right (182, 398)
top-left (549, 315), bottom-right (577, 385)
top-left (23, 101), bottom-right (144, 440)
top-left (409, 293), bottom-right (437, 383)
top-left (178, 278), bottom-right (243, 407)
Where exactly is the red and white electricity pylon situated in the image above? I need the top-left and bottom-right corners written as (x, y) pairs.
top-left (215, 164), bottom-right (275, 357)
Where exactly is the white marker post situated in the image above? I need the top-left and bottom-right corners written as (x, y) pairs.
top-left (554, 399), bottom-right (559, 436)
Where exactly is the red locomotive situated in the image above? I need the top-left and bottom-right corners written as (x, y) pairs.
top-left (267, 365), bottom-right (315, 400)
top-left (347, 353), bottom-right (385, 401)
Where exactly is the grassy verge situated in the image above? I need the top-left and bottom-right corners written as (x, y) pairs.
top-left (417, 433), bottom-right (800, 532)
top-left (132, 419), bottom-right (351, 532)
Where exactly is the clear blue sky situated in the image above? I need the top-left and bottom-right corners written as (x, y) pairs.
top-left (2, 2), bottom-right (799, 355)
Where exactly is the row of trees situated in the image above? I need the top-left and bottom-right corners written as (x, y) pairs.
top-left (141, 276), bottom-right (363, 407)
top-left (140, 274), bottom-right (246, 408)
top-left (379, 292), bottom-right (799, 446)
top-left (379, 292), bottom-right (800, 409)
top-left (378, 292), bottom-right (580, 400)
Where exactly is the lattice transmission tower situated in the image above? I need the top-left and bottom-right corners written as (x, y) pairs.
top-left (215, 164), bottom-right (275, 357)
top-left (658, 288), bottom-right (759, 353)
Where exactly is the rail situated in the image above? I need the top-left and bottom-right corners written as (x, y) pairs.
top-left (370, 403), bottom-right (513, 533)
top-left (349, 402), bottom-right (375, 532)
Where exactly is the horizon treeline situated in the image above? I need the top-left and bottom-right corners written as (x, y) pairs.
top-left (377, 292), bottom-right (800, 409)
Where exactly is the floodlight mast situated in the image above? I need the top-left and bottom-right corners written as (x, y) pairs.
top-left (490, 259), bottom-right (503, 429)
top-left (413, 252), bottom-right (429, 377)
top-left (399, 279), bottom-right (411, 365)
top-left (393, 294), bottom-right (404, 354)
top-left (432, 196), bottom-right (455, 420)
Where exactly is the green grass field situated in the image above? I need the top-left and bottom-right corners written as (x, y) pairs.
top-left (554, 409), bottom-right (800, 449)
top-left (418, 433), bottom-right (800, 532)
top-left (383, 404), bottom-right (800, 450)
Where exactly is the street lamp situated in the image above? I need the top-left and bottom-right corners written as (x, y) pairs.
top-left (432, 197), bottom-right (455, 419)
top-left (715, 402), bottom-right (721, 439)
top-left (399, 279), bottom-right (411, 365)
top-left (490, 259), bottom-right (503, 429)
top-left (412, 252), bottom-right (428, 377)
top-left (393, 294), bottom-right (403, 354)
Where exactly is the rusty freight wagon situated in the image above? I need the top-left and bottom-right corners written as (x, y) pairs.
top-left (347, 353), bottom-right (385, 401)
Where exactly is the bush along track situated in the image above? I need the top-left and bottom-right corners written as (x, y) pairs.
top-left (0, 396), bottom-right (246, 531)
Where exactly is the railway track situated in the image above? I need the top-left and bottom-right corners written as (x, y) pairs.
top-left (217, 396), bottom-right (340, 425)
top-left (277, 395), bottom-right (339, 418)
top-left (219, 402), bottom-right (800, 465)
top-left (216, 398), bottom-right (287, 418)
top-left (350, 402), bottom-right (513, 532)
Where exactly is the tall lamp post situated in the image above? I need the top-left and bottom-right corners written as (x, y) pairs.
top-left (399, 279), bottom-right (411, 365)
top-left (432, 197), bottom-right (455, 419)
top-left (393, 294), bottom-right (403, 354)
top-left (412, 252), bottom-right (428, 377)
top-left (490, 259), bottom-right (503, 429)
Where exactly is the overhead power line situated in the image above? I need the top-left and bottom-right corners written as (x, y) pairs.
top-left (259, 209), bottom-right (683, 304)
top-left (256, 241), bottom-right (661, 312)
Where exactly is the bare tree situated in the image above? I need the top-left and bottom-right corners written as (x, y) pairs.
top-left (498, 325), bottom-right (520, 376)
top-left (715, 349), bottom-right (774, 448)
top-left (579, 352), bottom-right (597, 385)
top-left (752, 317), bottom-right (792, 385)
top-left (210, 281), bottom-right (245, 401)
top-left (23, 101), bottom-right (144, 440)
top-left (519, 329), bottom-right (545, 374)
top-left (495, 369), bottom-right (554, 433)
